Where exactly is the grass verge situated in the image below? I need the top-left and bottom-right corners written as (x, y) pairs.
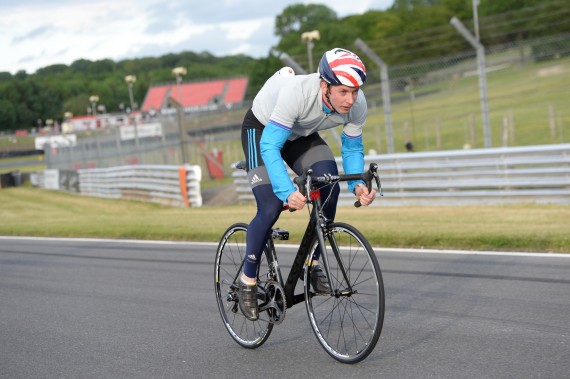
top-left (0, 187), bottom-right (568, 253)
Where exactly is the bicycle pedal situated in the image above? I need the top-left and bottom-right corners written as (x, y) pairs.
top-left (271, 228), bottom-right (289, 240)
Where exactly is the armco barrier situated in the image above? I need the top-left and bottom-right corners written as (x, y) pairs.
top-left (78, 165), bottom-right (202, 207)
top-left (233, 144), bottom-right (570, 206)
top-left (32, 165), bottom-right (202, 207)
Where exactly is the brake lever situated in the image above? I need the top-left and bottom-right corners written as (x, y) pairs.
top-left (374, 172), bottom-right (383, 197)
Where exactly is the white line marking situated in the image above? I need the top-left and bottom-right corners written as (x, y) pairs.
top-left (0, 236), bottom-right (568, 258)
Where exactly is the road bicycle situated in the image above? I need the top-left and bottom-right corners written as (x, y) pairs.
top-left (214, 162), bottom-right (385, 363)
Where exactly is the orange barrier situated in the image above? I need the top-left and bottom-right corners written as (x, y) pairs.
top-left (178, 167), bottom-right (190, 207)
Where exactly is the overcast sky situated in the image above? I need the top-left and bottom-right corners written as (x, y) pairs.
top-left (0, 0), bottom-right (394, 75)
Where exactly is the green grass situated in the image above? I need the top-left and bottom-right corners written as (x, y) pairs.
top-left (1, 187), bottom-right (568, 253)
top-left (362, 56), bottom-right (570, 153)
top-left (0, 135), bottom-right (35, 150)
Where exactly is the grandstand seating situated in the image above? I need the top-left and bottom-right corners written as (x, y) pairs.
top-left (142, 86), bottom-right (170, 113)
top-left (224, 78), bottom-right (248, 104)
top-left (141, 77), bottom-right (248, 113)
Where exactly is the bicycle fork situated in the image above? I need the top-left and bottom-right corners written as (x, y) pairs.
top-left (312, 198), bottom-right (354, 297)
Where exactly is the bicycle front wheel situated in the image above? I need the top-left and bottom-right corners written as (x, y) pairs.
top-left (305, 222), bottom-right (385, 363)
top-left (214, 223), bottom-right (273, 348)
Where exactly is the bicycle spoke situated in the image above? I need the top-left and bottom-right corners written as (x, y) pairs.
top-left (305, 222), bottom-right (384, 363)
top-left (215, 223), bottom-right (273, 348)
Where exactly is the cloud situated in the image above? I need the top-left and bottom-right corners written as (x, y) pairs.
top-left (126, 16), bottom-right (276, 60)
top-left (11, 25), bottom-right (52, 44)
top-left (0, 0), bottom-right (394, 74)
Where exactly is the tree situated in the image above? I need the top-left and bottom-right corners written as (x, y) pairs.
top-left (36, 64), bottom-right (69, 76)
top-left (0, 72), bottom-right (13, 81)
top-left (63, 94), bottom-right (92, 117)
top-left (0, 99), bottom-right (17, 130)
top-left (246, 55), bottom-right (282, 97)
top-left (275, 4), bottom-right (337, 37)
top-left (392, 0), bottom-right (441, 11)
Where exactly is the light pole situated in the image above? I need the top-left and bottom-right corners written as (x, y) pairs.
top-left (124, 74), bottom-right (139, 147)
top-left (301, 30), bottom-right (320, 73)
top-left (63, 112), bottom-right (73, 134)
top-left (172, 66), bottom-right (188, 163)
top-left (89, 95), bottom-right (99, 130)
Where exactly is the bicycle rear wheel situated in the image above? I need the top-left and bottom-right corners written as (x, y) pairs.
top-left (304, 222), bottom-right (385, 363)
top-left (214, 223), bottom-right (273, 348)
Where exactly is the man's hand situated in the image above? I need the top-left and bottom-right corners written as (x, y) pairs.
top-left (287, 190), bottom-right (307, 210)
top-left (355, 184), bottom-right (376, 207)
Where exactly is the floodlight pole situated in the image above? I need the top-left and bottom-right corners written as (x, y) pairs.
top-left (172, 67), bottom-right (188, 163)
top-left (355, 38), bottom-right (394, 154)
top-left (124, 75), bottom-right (139, 148)
top-left (451, 16), bottom-right (492, 148)
top-left (301, 30), bottom-right (320, 73)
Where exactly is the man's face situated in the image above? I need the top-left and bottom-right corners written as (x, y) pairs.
top-left (321, 82), bottom-right (360, 114)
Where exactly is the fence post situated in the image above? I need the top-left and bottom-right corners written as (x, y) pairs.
top-left (355, 38), bottom-right (394, 154)
top-left (450, 16), bottom-right (492, 148)
top-left (549, 104), bottom-right (557, 139)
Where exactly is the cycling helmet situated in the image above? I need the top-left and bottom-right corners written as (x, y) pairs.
top-left (318, 48), bottom-right (366, 87)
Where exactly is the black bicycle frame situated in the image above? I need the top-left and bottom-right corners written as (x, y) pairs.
top-left (267, 196), bottom-right (352, 308)
top-left (239, 162), bottom-right (380, 310)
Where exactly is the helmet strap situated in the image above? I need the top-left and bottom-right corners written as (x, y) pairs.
top-left (323, 85), bottom-right (338, 113)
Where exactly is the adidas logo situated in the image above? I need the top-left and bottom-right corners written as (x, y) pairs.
top-left (250, 174), bottom-right (262, 185)
top-left (247, 254), bottom-right (257, 261)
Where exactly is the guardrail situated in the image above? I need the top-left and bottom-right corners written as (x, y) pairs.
top-left (32, 165), bottom-right (203, 207)
top-left (78, 165), bottom-right (203, 207)
top-left (233, 144), bottom-right (570, 206)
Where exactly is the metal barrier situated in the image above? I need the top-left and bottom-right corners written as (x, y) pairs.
top-left (33, 165), bottom-right (203, 207)
top-left (233, 144), bottom-right (570, 206)
top-left (78, 165), bottom-right (202, 207)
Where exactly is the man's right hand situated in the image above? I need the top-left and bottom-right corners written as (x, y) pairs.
top-left (287, 190), bottom-right (307, 210)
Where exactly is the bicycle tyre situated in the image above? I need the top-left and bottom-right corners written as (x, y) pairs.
top-left (214, 223), bottom-right (273, 348)
top-left (304, 222), bottom-right (385, 363)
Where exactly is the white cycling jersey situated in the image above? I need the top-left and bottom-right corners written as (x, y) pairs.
top-left (250, 70), bottom-right (368, 202)
top-left (252, 72), bottom-right (367, 140)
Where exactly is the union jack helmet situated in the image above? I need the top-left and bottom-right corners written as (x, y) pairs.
top-left (318, 48), bottom-right (366, 87)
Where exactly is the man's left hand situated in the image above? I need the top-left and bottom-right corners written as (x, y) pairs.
top-left (355, 184), bottom-right (376, 207)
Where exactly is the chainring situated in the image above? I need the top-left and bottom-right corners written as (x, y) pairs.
top-left (259, 280), bottom-right (287, 324)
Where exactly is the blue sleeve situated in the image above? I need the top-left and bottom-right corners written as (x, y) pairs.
top-left (341, 132), bottom-right (365, 193)
top-left (260, 121), bottom-right (296, 202)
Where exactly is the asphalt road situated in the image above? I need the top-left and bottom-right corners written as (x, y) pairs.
top-left (1, 237), bottom-right (569, 378)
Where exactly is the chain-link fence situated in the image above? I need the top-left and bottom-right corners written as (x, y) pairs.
top-left (47, 30), bottom-right (570, 172)
top-left (349, 33), bottom-right (570, 154)
top-left (45, 105), bottom-right (249, 175)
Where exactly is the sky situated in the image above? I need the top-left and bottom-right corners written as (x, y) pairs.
top-left (0, 0), bottom-right (394, 75)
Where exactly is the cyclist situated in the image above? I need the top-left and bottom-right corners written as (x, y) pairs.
top-left (239, 48), bottom-right (377, 320)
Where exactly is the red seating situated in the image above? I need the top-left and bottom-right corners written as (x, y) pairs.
top-left (224, 78), bottom-right (248, 104)
top-left (141, 77), bottom-right (248, 112)
top-left (141, 86), bottom-right (170, 112)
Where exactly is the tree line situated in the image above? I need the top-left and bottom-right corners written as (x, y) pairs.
top-left (0, 0), bottom-right (567, 132)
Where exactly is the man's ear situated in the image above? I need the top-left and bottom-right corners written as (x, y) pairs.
top-left (320, 80), bottom-right (328, 93)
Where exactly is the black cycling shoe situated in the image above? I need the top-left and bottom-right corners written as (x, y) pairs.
top-left (238, 281), bottom-right (259, 321)
top-left (310, 265), bottom-right (332, 295)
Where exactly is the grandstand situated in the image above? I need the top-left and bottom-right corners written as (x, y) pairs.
top-left (141, 77), bottom-right (248, 114)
